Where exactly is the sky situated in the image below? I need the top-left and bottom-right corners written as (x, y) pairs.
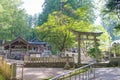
top-left (94, 0), bottom-right (104, 25)
top-left (21, 0), bottom-right (45, 15)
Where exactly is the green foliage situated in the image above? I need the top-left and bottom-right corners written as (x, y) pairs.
top-left (87, 46), bottom-right (102, 60)
top-left (35, 0), bottom-right (101, 54)
top-left (0, 70), bottom-right (6, 80)
top-left (37, 0), bottom-right (94, 25)
top-left (101, 0), bottom-right (120, 38)
top-left (105, 0), bottom-right (120, 15)
top-left (0, 75), bottom-right (6, 80)
top-left (38, 0), bottom-right (61, 25)
top-left (35, 0), bottom-right (97, 52)
top-left (105, 0), bottom-right (117, 12)
top-left (0, 4), bottom-right (3, 13)
top-left (35, 12), bottom-right (75, 52)
top-left (103, 0), bottom-right (119, 20)
top-left (87, 48), bottom-right (96, 58)
top-left (25, 14), bottom-right (39, 40)
top-left (111, 43), bottom-right (120, 57)
top-left (92, 25), bottom-right (110, 51)
top-left (0, 0), bottom-right (30, 41)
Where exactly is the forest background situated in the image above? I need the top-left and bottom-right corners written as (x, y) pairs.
top-left (0, 0), bottom-right (120, 54)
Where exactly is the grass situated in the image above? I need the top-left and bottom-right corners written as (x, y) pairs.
top-left (0, 70), bottom-right (6, 80)
top-left (0, 74), bottom-right (6, 80)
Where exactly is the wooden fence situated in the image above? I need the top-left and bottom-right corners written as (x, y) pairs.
top-left (24, 56), bottom-right (74, 63)
top-left (0, 55), bottom-right (16, 80)
top-left (24, 55), bottom-right (75, 68)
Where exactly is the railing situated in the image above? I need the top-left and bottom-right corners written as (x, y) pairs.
top-left (50, 62), bottom-right (95, 80)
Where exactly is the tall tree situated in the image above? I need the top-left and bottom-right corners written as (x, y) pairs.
top-left (105, 0), bottom-right (120, 19)
top-left (25, 14), bottom-right (39, 40)
top-left (35, 2), bottom-right (96, 53)
top-left (102, 0), bottom-right (120, 30)
top-left (35, 12), bottom-right (75, 52)
top-left (0, 0), bottom-right (30, 41)
top-left (37, 0), bottom-right (84, 26)
top-left (100, 0), bottom-right (120, 40)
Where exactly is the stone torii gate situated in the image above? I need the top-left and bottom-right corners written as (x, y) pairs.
top-left (72, 30), bottom-right (102, 64)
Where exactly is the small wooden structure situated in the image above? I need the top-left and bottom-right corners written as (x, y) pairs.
top-left (3, 36), bottom-right (49, 59)
top-left (28, 38), bottom-right (50, 56)
top-left (3, 36), bottom-right (29, 59)
top-left (110, 40), bottom-right (120, 66)
top-left (72, 30), bottom-right (102, 64)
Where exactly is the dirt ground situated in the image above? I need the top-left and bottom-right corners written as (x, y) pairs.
top-left (16, 67), bottom-right (69, 80)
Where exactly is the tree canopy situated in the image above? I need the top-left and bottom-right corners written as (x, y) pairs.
top-left (0, 0), bottom-right (30, 41)
top-left (37, 0), bottom-right (95, 26)
top-left (34, 0), bottom-right (109, 53)
top-left (102, 0), bottom-right (120, 30)
top-left (0, 0), bottom-right (112, 55)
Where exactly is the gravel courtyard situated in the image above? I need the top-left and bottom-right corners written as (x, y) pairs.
top-left (16, 67), bottom-right (69, 80)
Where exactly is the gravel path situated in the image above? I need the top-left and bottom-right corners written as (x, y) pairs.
top-left (94, 68), bottom-right (120, 80)
top-left (17, 68), bottom-right (120, 80)
top-left (7, 59), bottom-right (120, 80)
top-left (16, 68), bottom-right (69, 80)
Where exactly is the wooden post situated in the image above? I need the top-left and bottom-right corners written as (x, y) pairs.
top-left (78, 34), bottom-right (81, 64)
top-left (21, 64), bottom-right (24, 80)
top-left (72, 54), bottom-right (74, 62)
top-left (26, 44), bottom-right (29, 56)
top-left (9, 44), bottom-right (11, 59)
top-left (11, 63), bottom-right (16, 80)
top-left (94, 36), bottom-right (98, 62)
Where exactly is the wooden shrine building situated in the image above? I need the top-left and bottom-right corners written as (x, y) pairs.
top-left (3, 36), bottom-right (49, 59)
